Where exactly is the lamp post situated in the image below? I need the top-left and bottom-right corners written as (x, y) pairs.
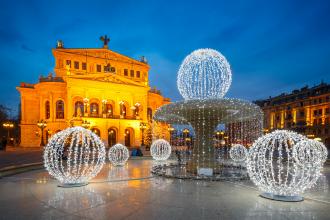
top-left (168, 126), bottom-right (175, 145)
top-left (183, 128), bottom-right (190, 147)
top-left (2, 122), bottom-right (14, 141)
top-left (37, 120), bottom-right (47, 146)
top-left (139, 122), bottom-right (147, 147)
top-left (81, 120), bottom-right (91, 129)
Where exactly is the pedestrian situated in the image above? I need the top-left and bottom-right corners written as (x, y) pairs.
top-left (1, 136), bottom-right (7, 151)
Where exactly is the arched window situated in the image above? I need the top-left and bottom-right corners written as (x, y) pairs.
top-left (134, 106), bottom-right (139, 117)
top-left (106, 104), bottom-right (113, 118)
top-left (124, 128), bottom-right (134, 147)
top-left (56, 100), bottom-right (64, 119)
top-left (120, 104), bottom-right (127, 118)
top-left (108, 128), bottom-right (117, 147)
top-left (90, 103), bottom-right (99, 117)
top-left (45, 101), bottom-right (50, 119)
top-left (147, 108), bottom-right (152, 121)
top-left (91, 128), bottom-right (100, 137)
top-left (74, 101), bottom-right (84, 117)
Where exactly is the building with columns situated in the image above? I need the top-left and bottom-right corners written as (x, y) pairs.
top-left (255, 82), bottom-right (330, 148)
top-left (17, 37), bottom-right (170, 148)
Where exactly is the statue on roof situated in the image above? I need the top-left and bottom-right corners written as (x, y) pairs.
top-left (100, 35), bottom-right (110, 49)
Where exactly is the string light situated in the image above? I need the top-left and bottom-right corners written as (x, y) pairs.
top-left (151, 139), bottom-right (172, 161)
top-left (246, 130), bottom-right (323, 201)
top-left (152, 48), bottom-right (263, 179)
top-left (293, 139), bottom-right (328, 166)
top-left (229, 144), bottom-right (248, 162)
top-left (177, 48), bottom-right (232, 100)
top-left (108, 144), bottom-right (129, 166)
top-left (43, 126), bottom-right (106, 187)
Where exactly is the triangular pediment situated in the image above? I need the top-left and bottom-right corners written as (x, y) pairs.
top-left (68, 73), bottom-right (147, 87)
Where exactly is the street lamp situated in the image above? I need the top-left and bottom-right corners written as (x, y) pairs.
top-left (139, 122), bottom-right (147, 147)
top-left (183, 128), bottom-right (190, 147)
top-left (168, 126), bottom-right (175, 145)
top-left (2, 122), bottom-right (14, 141)
top-left (81, 120), bottom-right (91, 129)
top-left (37, 120), bottom-right (47, 146)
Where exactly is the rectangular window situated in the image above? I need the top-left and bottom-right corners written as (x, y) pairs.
top-left (74, 61), bottom-right (79, 69)
top-left (124, 69), bottom-right (128, 76)
top-left (130, 70), bottom-right (134, 77)
top-left (326, 108), bottom-right (329, 114)
top-left (66, 60), bottom-right (71, 66)
top-left (82, 62), bottom-right (87, 70)
top-left (136, 71), bottom-right (140, 78)
top-left (325, 118), bottom-right (329, 125)
top-left (313, 110), bottom-right (318, 116)
top-left (318, 109), bottom-right (322, 115)
top-left (58, 59), bottom-right (63, 68)
top-left (313, 119), bottom-right (317, 125)
top-left (97, 64), bottom-right (101, 72)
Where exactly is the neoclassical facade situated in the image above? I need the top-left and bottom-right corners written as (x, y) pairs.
top-left (17, 38), bottom-right (170, 147)
top-left (255, 82), bottom-right (330, 148)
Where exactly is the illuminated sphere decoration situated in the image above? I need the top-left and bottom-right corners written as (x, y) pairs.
top-left (293, 139), bottom-right (328, 166)
top-left (151, 139), bottom-right (172, 161)
top-left (108, 144), bottom-right (129, 166)
top-left (44, 126), bottom-right (106, 187)
top-left (177, 48), bottom-right (232, 100)
top-left (229, 144), bottom-right (248, 162)
top-left (247, 130), bottom-right (323, 201)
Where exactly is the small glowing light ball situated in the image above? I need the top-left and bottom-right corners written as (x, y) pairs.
top-left (108, 144), bottom-right (129, 166)
top-left (151, 139), bottom-right (172, 161)
top-left (293, 139), bottom-right (328, 166)
top-left (247, 130), bottom-right (323, 201)
top-left (177, 48), bottom-right (232, 100)
top-left (229, 144), bottom-right (248, 162)
top-left (44, 126), bottom-right (106, 187)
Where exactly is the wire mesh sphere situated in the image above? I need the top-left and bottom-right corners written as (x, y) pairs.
top-left (293, 139), bottom-right (328, 166)
top-left (246, 130), bottom-right (322, 200)
top-left (43, 126), bottom-right (106, 186)
top-left (229, 144), bottom-right (248, 162)
top-left (177, 48), bottom-right (232, 100)
top-left (108, 144), bottom-right (129, 166)
top-left (151, 139), bottom-right (172, 161)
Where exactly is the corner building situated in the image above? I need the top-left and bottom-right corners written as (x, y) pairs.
top-left (17, 39), bottom-right (170, 148)
top-left (255, 82), bottom-right (330, 148)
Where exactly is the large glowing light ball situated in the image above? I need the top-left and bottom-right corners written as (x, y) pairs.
top-left (177, 48), bottom-right (232, 100)
top-left (108, 144), bottom-right (129, 166)
top-left (229, 144), bottom-right (248, 162)
top-left (247, 130), bottom-right (323, 202)
top-left (293, 139), bottom-right (328, 166)
top-left (150, 139), bottom-right (172, 161)
top-left (44, 126), bottom-right (106, 187)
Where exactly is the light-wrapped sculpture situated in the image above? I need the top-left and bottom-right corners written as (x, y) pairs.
top-left (108, 144), bottom-right (129, 166)
top-left (177, 48), bottom-right (232, 100)
top-left (44, 126), bottom-right (106, 187)
top-left (151, 139), bottom-right (172, 161)
top-left (247, 130), bottom-right (323, 201)
top-left (152, 48), bottom-right (263, 180)
top-left (229, 144), bottom-right (248, 162)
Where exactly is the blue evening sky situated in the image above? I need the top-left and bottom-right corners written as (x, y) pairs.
top-left (1, 0), bottom-right (330, 117)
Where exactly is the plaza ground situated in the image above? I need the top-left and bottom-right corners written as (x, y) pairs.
top-left (0, 148), bottom-right (42, 169)
top-left (0, 159), bottom-right (329, 220)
